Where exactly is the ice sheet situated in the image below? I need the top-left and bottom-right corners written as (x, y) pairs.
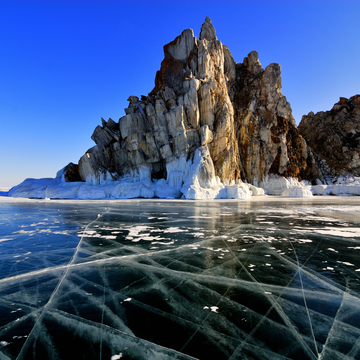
top-left (1, 199), bottom-right (360, 359)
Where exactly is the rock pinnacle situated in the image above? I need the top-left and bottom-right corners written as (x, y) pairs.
top-left (199, 16), bottom-right (217, 41)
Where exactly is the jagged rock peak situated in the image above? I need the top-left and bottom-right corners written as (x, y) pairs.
top-left (127, 96), bottom-right (139, 105)
top-left (199, 16), bottom-right (217, 41)
top-left (243, 51), bottom-right (263, 74)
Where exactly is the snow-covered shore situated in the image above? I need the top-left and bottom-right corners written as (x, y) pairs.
top-left (261, 175), bottom-right (360, 197)
top-left (5, 176), bottom-right (261, 200)
top-left (5, 149), bottom-right (266, 200)
top-left (3, 173), bottom-right (360, 201)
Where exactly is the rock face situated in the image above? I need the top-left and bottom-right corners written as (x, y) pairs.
top-left (61, 163), bottom-right (82, 182)
top-left (74, 17), bottom-right (323, 198)
top-left (299, 95), bottom-right (360, 181)
top-left (229, 51), bottom-right (321, 185)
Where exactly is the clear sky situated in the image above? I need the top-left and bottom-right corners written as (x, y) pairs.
top-left (1, 0), bottom-right (359, 188)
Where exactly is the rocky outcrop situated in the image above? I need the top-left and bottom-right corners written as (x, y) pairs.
top-left (299, 95), bottom-right (360, 181)
top-left (229, 51), bottom-right (322, 185)
top-left (70, 17), bottom-right (323, 198)
top-left (62, 163), bottom-right (82, 182)
top-left (10, 18), bottom-right (360, 200)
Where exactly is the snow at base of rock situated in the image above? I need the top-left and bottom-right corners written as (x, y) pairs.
top-left (7, 166), bottom-right (360, 201)
top-left (8, 177), bottom-right (264, 200)
top-left (179, 146), bottom-right (258, 200)
top-left (260, 175), bottom-right (311, 196)
top-left (282, 187), bottom-right (313, 198)
top-left (8, 177), bottom-right (180, 200)
top-left (311, 184), bottom-right (360, 196)
top-left (259, 174), bottom-right (360, 198)
top-left (8, 174), bottom-right (360, 200)
top-left (8, 147), bottom-right (264, 200)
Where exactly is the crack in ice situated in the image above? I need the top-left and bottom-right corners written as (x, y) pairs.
top-left (15, 211), bottom-right (108, 360)
top-left (222, 224), bottom-right (322, 360)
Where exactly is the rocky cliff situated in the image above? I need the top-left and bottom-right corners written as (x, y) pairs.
top-left (299, 95), bottom-right (360, 182)
top-left (229, 51), bottom-right (322, 186)
top-left (70, 17), bottom-right (321, 199)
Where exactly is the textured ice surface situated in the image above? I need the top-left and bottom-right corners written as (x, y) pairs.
top-left (1, 198), bottom-right (360, 359)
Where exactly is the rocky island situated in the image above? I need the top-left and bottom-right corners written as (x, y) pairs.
top-left (9, 17), bottom-right (360, 200)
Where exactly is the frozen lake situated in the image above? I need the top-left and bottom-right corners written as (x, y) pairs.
top-left (0, 196), bottom-right (360, 359)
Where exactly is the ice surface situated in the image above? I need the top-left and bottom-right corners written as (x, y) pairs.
top-left (1, 197), bottom-right (360, 359)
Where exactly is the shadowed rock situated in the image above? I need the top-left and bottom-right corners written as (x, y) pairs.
top-left (299, 95), bottom-right (360, 181)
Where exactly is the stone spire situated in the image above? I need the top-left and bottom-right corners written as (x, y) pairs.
top-left (199, 16), bottom-right (217, 41)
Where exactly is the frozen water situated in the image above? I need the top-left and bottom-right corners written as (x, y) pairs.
top-left (0, 197), bottom-right (360, 359)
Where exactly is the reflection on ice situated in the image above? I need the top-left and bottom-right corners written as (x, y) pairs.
top-left (0, 198), bottom-right (360, 359)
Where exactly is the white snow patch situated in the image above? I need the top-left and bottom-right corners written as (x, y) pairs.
top-left (282, 187), bottom-right (313, 198)
top-left (260, 175), bottom-right (313, 198)
top-left (163, 227), bottom-right (188, 233)
top-left (0, 238), bottom-right (14, 243)
top-left (337, 261), bottom-right (354, 266)
top-left (314, 228), bottom-right (360, 238)
top-left (312, 184), bottom-right (360, 197)
top-left (111, 354), bottom-right (123, 360)
top-left (191, 232), bottom-right (204, 237)
top-left (203, 306), bottom-right (219, 313)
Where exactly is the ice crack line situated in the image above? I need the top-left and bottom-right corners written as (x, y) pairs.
top-left (222, 229), bottom-right (319, 360)
top-left (276, 222), bottom-right (320, 359)
top-left (15, 210), bottom-right (108, 360)
top-left (179, 234), bottom-right (260, 354)
top-left (99, 266), bottom-right (107, 360)
top-left (318, 278), bottom-right (347, 360)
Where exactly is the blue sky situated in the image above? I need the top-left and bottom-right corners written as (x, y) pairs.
top-left (1, 0), bottom-right (359, 187)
